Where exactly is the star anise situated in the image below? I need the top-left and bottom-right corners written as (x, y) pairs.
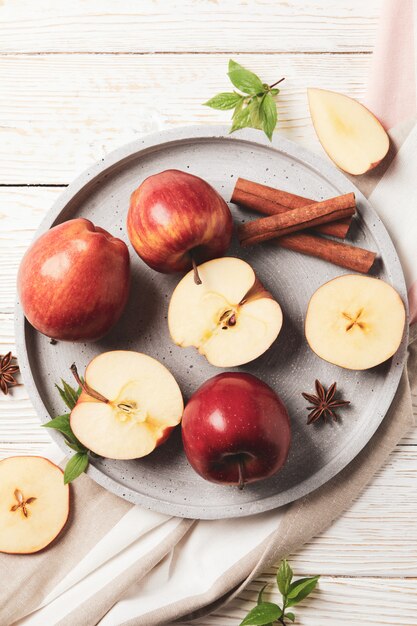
top-left (0, 352), bottom-right (19, 395)
top-left (302, 379), bottom-right (350, 424)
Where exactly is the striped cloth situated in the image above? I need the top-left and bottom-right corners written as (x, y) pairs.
top-left (2, 2), bottom-right (417, 624)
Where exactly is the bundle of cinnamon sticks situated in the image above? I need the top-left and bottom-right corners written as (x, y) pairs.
top-left (232, 178), bottom-right (376, 274)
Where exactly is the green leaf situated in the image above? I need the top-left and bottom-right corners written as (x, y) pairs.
top-left (257, 583), bottom-right (268, 605)
top-left (204, 92), bottom-right (243, 110)
top-left (249, 95), bottom-right (265, 130)
top-left (277, 559), bottom-right (293, 596)
top-left (62, 379), bottom-right (80, 408)
top-left (269, 88), bottom-right (280, 96)
top-left (65, 439), bottom-right (88, 454)
top-left (286, 576), bottom-right (319, 607)
top-left (239, 602), bottom-right (282, 626)
top-left (55, 379), bottom-right (81, 410)
top-left (260, 93), bottom-right (278, 141)
top-left (230, 103), bottom-right (252, 133)
top-left (64, 452), bottom-right (89, 484)
top-left (43, 414), bottom-right (74, 440)
top-left (228, 59), bottom-right (264, 95)
top-left (285, 612), bottom-right (295, 622)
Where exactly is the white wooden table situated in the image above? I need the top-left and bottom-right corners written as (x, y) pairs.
top-left (1, 2), bottom-right (416, 624)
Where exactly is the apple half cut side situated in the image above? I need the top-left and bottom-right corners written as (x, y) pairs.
top-left (70, 351), bottom-right (184, 460)
top-left (168, 257), bottom-right (283, 367)
top-left (0, 456), bottom-right (70, 554)
top-left (308, 88), bottom-right (389, 175)
top-left (305, 274), bottom-right (406, 370)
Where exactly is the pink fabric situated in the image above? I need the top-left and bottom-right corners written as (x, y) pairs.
top-left (366, 0), bottom-right (417, 322)
top-left (366, 0), bottom-right (416, 129)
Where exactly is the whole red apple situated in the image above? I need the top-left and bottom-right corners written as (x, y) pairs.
top-left (182, 373), bottom-right (291, 487)
top-left (18, 218), bottom-right (130, 341)
top-left (127, 169), bottom-right (233, 275)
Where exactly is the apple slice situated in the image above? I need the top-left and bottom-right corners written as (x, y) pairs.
top-left (0, 456), bottom-right (69, 554)
top-left (305, 274), bottom-right (406, 370)
top-left (308, 88), bottom-right (389, 175)
top-left (70, 351), bottom-right (183, 460)
top-left (168, 257), bottom-right (283, 367)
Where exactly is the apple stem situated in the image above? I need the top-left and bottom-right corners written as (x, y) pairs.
top-left (269, 77), bottom-right (285, 89)
top-left (237, 458), bottom-right (246, 491)
top-left (191, 256), bottom-right (202, 285)
top-left (70, 363), bottom-right (109, 404)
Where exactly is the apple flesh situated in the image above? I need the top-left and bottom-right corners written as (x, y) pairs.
top-left (70, 351), bottom-right (184, 460)
top-left (305, 274), bottom-right (406, 370)
top-left (127, 169), bottom-right (233, 275)
top-left (18, 218), bottom-right (130, 341)
top-left (168, 257), bottom-right (283, 367)
top-left (182, 373), bottom-right (291, 487)
top-left (0, 456), bottom-right (69, 554)
top-left (308, 88), bottom-right (389, 175)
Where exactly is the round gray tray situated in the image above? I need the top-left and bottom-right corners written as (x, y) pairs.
top-left (15, 126), bottom-right (408, 519)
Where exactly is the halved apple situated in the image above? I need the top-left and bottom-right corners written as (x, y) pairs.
top-left (70, 351), bottom-right (183, 460)
top-left (0, 456), bottom-right (69, 554)
top-left (308, 88), bottom-right (389, 175)
top-left (305, 274), bottom-right (406, 370)
top-left (168, 257), bottom-right (283, 367)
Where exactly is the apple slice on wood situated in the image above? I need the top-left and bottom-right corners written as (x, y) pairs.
top-left (308, 88), bottom-right (389, 175)
top-left (0, 456), bottom-right (69, 554)
top-left (305, 274), bottom-right (406, 370)
top-left (70, 351), bottom-right (183, 460)
top-left (168, 257), bottom-right (283, 367)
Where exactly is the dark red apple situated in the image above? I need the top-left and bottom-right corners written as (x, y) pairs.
top-left (182, 372), bottom-right (291, 488)
top-left (18, 218), bottom-right (130, 341)
top-left (127, 169), bottom-right (233, 276)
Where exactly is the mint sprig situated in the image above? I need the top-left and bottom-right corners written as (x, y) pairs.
top-left (43, 378), bottom-right (90, 484)
top-left (204, 59), bottom-right (284, 141)
top-left (240, 559), bottom-right (319, 625)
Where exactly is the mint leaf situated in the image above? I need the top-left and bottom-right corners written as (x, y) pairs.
top-left (277, 559), bottom-right (293, 596)
top-left (269, 88), bottom-right (280, 96)
top-left (62, 379), bottom-right (80, 408)
top-left (55, 379), bottom-right (81, 410)
top-left (260, 93), bottom-right (277, 141)
top-left (286, 576), bottom-right (319, 607)
top-left (230, 103), bottom-right (252, 133)
top-left (55, 382), bottom-right (75, 410)
top-left (43, 414), bottom-right (74, 440)
top-left (249, 95), bottom-right (265, 130)
top-left (64, 452), bottom-right (89, 484)
top-left (239, 602), bottom-right (282, 626)
top-left (204, 92), bottom-right (243, 110)
top-left (285, 612), bottom-right (295, 622)
top-left (257, 583), bottom-right (268, 605)
top-left (65, 439), bottom-right (88, 454)
top-left (228, 59), bottom-right (264, 95)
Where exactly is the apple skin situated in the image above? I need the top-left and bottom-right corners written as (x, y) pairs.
top-left (17, 218), bottom-right (131, 341)
top-left (127, 169), bottom-right (233, 273)
top-left (182, 373), bottom-right (291, 486)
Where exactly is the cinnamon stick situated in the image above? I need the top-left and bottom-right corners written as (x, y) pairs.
top-left (232, 178), bottom-right (352, 239)
top-left (239, 193), bottom-right (356, 247)
top-left (277, 232), bottom-right (376, 274)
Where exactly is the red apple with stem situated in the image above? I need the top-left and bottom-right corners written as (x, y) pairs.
top-left (182, 372), bottom-right (291, 488)
top-left (18, 218), bottom-right (130, 341)
top-left (127, 169), bottom-right (233, 283)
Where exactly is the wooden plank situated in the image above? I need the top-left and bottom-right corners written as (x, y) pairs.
top-left (0, 0), bottom-right (380, 54)
top-left (0, 52), bottom-right (371, 183)
top-left (190, 577), bottom-right (417, 626)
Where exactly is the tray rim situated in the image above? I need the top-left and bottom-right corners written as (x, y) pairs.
top-left (15, 125), bottom-right (409, 519)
